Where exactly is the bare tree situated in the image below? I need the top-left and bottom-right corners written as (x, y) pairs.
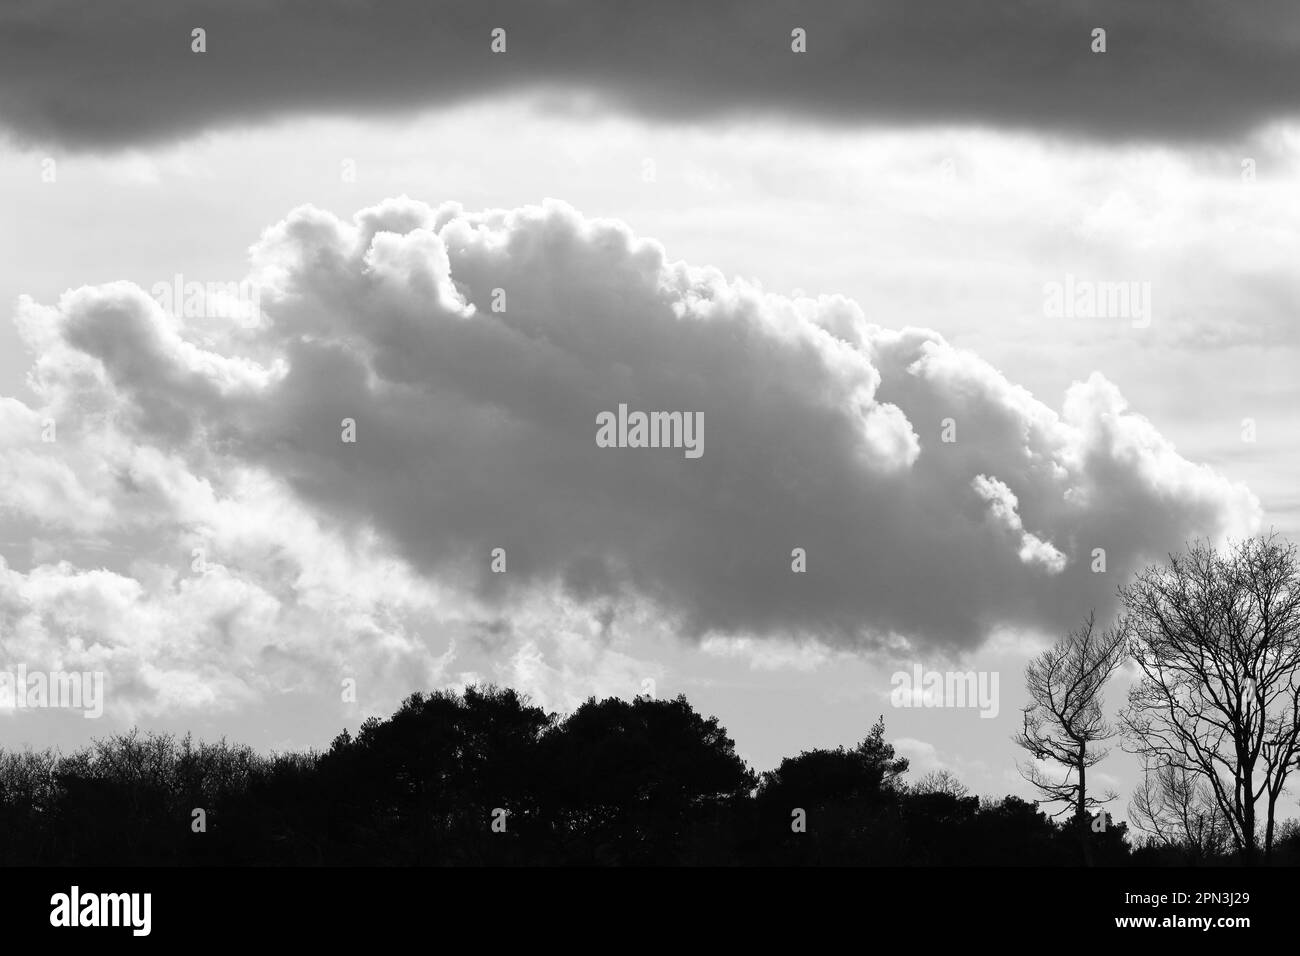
top-left (1014, 612), bottom-right (1127, 864)
top-left (1120, 534), bottom-right (1300, 864)
top-left (912, 768), bottom-right (970, 799)
top-left (1129, 754), bottom-right (1229, 862)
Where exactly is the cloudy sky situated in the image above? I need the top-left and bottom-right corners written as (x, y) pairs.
top-left (1, 0), bottom-right (1298, 815)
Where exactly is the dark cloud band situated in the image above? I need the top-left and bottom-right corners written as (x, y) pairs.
top-left (2, 0), bottom-right (1297, 149)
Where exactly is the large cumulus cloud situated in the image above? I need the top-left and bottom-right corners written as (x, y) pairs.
top-left (3, 0), bottom-right (1300, 150)
top-left (3, 197), bottom-right (1260, 684)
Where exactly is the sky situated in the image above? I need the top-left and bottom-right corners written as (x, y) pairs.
top-left (1, 0), bottom-right (1299, 821)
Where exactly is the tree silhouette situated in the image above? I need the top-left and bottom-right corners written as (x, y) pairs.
top-left (318, 685), bottom-right (552, 863)
top-left (1121, 535), bottom-right (1300, 864)
top-left (912, 769), bottom-right (970, 799)
top-left (1014, 612), bottom-right (1127, 865)
top-left (543, 693), bottom-right (757, 864)
top-left (756, 717), bottom-right (910, 864)
top-left (760, 716), bottom-right (908, 807)
top-left (1128, 754), bottom-right (1228, 864)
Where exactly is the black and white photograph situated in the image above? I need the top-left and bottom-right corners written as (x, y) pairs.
top-left (0, 0), bottom-right (1296, 940)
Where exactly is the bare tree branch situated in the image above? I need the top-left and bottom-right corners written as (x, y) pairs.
top-left (1013, 611), bottom-right (1127, 863)
top-left (1120, 534), bottom-right (1300, 865)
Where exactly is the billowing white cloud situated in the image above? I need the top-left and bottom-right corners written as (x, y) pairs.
top-left (972, 474), bottom-right (1067, 574)
top-left (0, 197), bottom-right (1261, 723)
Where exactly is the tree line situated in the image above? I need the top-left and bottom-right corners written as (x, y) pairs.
top-left (0, 534), bottom-right (1297, 866)
top-left (0, 688), bottom-right (1136, 866)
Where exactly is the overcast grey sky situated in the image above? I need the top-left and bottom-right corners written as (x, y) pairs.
top-left (1, 1), bottom-right (1298, 818)
top-left (5, 0), bottom-right (1300, 148)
